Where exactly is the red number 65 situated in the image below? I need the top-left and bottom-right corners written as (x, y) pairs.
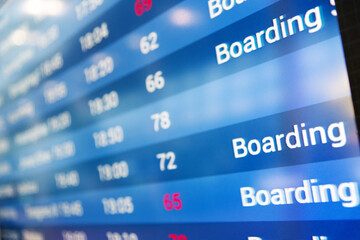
top-left (163, 193), bottom-right (182, 211)
top-left (134, 0), bottom-right (152, 16)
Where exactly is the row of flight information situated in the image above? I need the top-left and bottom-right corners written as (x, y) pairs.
top-left (0, 0), bottom-right (359, 239)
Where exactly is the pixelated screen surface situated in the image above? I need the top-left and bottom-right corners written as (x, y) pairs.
top-left (0, 0), bottom-right (359, 239)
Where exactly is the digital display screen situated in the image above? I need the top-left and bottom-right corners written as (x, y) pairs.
top-left (0, 0), bottom-right (359, 239)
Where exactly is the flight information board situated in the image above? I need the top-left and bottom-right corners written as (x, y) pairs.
top-left (0, 0), bottom-right (359, 239)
